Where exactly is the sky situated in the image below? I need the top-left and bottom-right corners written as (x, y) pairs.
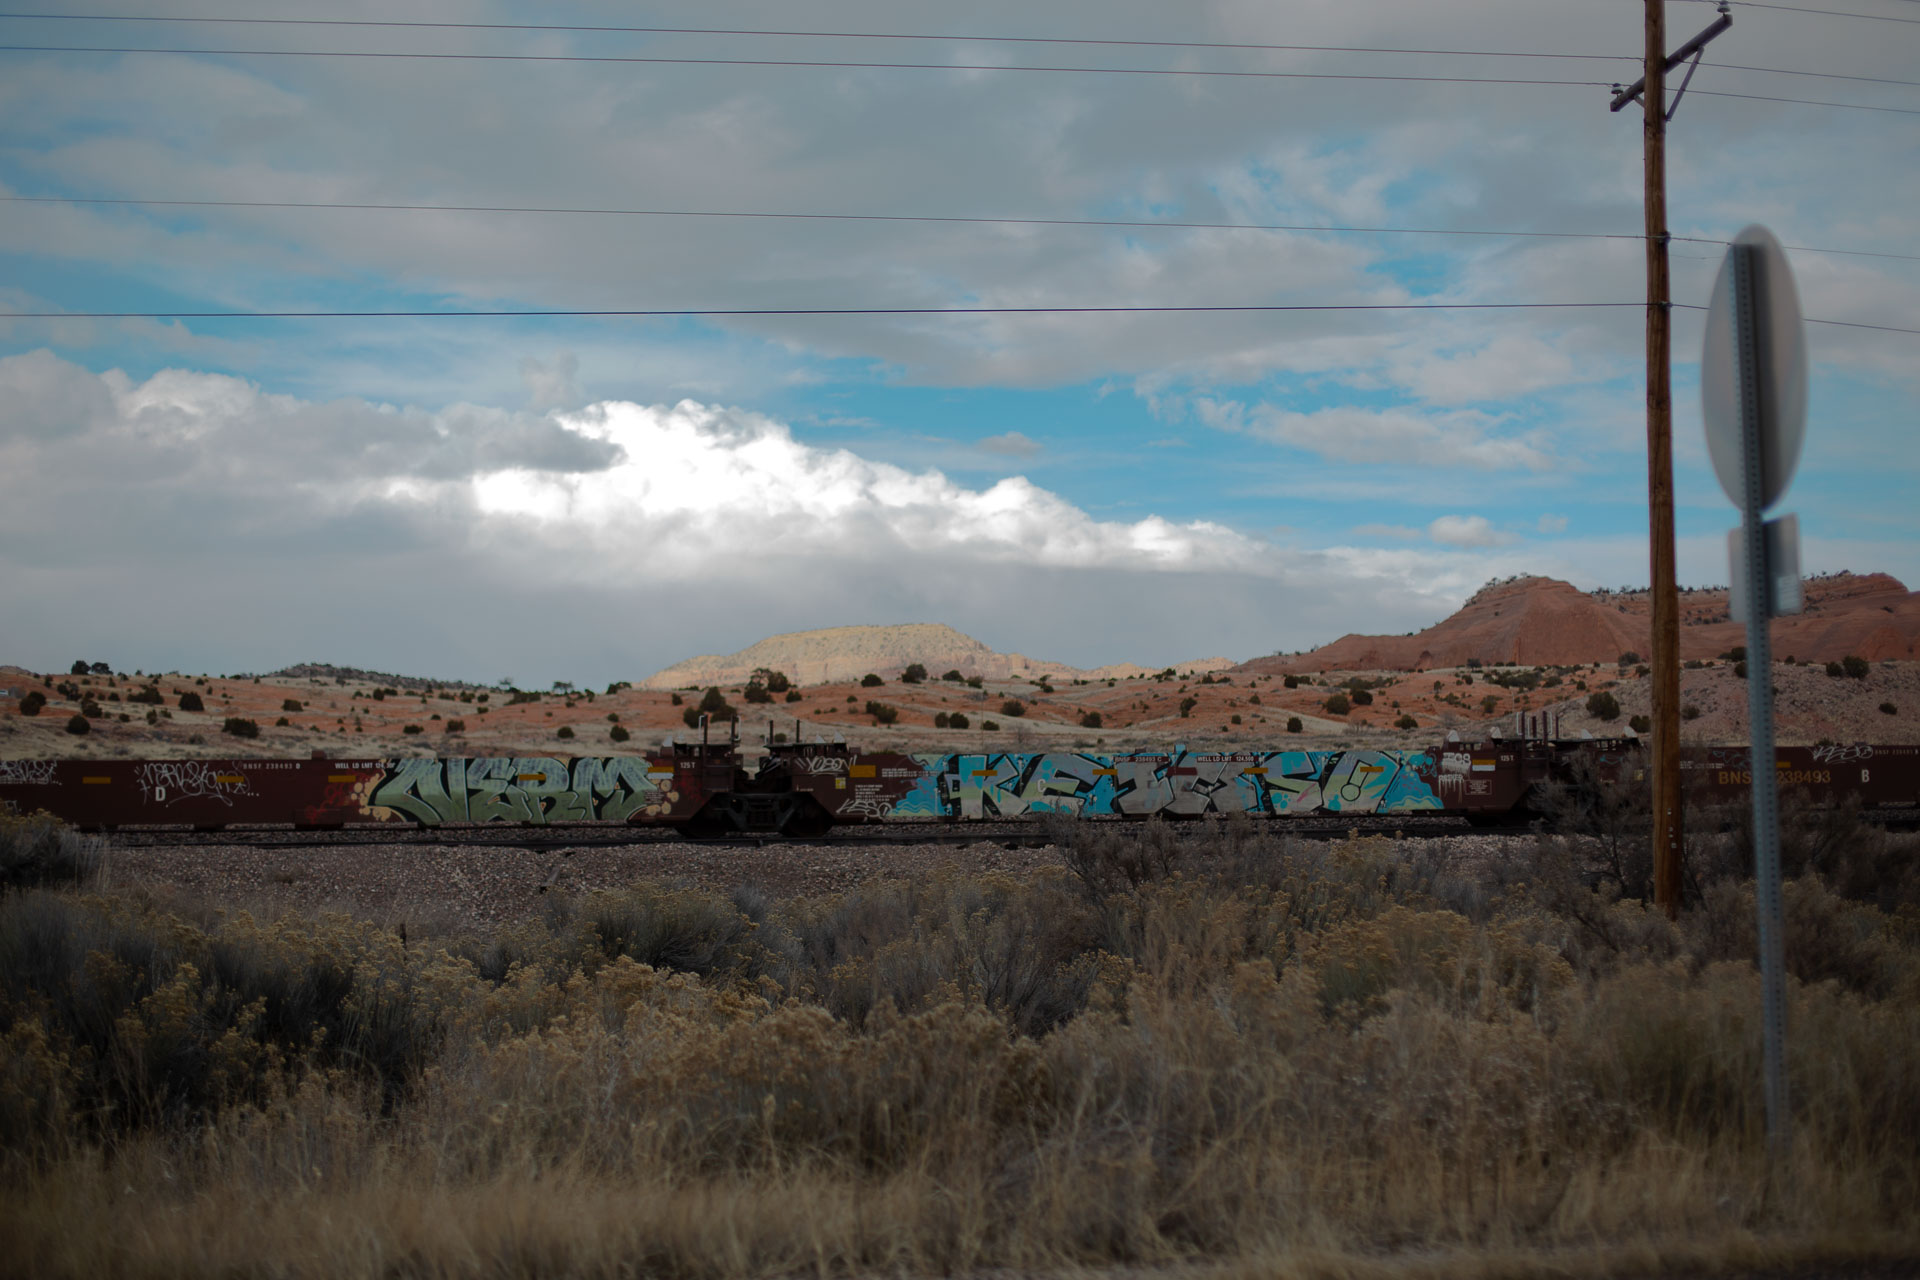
top-left (1, 0), bottom-right (1915, 688)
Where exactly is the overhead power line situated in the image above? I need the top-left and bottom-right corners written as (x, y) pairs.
top-left (0, 44), bottom-right (1616, 87)
top-left (6, 16), bottom-right (1907, 90)
top-left (1726, 1), bottom-right (1920, 23)
top-left (13, 302), bottom-right (1649, 319)
top-left (1668, 303), bottom-right (1918, 335)
top-left (1708, 61), bottom-right (1920, 87)
top-left (12, 15), bottom-right (1912, 88)
top-left (6, 43), bottom-right (1910, 113)
top-left (1688, 87), bottom-right (1920, 112)
top-left (8, 195), bottom-right (1914, 262)
top-left (0, 11), bottom-right (1639, 61)
top-left (14, 301), bottom-right (1912, 333)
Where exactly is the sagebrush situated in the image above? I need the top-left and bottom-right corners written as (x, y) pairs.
top-left (1, 815), bottom-right (1917, 1278)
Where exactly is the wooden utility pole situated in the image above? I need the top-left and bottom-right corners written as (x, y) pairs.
top-left (1613, 3), bottom-right (1729, 920)
top-left (1643, 0), bottom-right (1684, 919)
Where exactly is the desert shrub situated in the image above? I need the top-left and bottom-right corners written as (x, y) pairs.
top-left (785, 689), bottom-right (802, 702)
top-left (555, 725), bottom-right (573, 739)
top-left (1351, 689), bottom-right (1374, 706)
top-left (1000, 699), bottom-right (1026, 718)
top-left (1585, 690), bottom-right (1621, 721)
top-left (1480, 694), bottom-right (1500, 714)
top-left (901, 664), bottom-right (927, 684)
top-left (695, 688), bottom-right (735, 721)
top-left (1843, 655), bottom-right (1869, 679)
top-left (1617, 651), bottom-right (1641, 665)
top-left (574, 884), bottom-right (765, 979)
top-left (942, 669), bottom-right (965, 682)
top-left (274, 716), bottom-right (290, 727)
top-left (670, 692), bottom-right (683, 705)
top-left (1395, 714), bottom-right (1417, 730)
top-left (445, 719), bottom-right (466, 734)
top-left (1287, 716), bottom-right (1303, 733)
top-left (1323, 693), bottom-right (1351, 716)
top-left (2, 822), bottom-right (1919, 1274)
top-left (1682, 704), bottom-right (1701, 721)
top-left (755, 669), bottom-right (790, 694)
top-left (222, 718), bottom-right (259, 739)
top-left (68, 660), bottom-right (89, 676)
top-left (1881, 702), bottom-right (1898, 716)
top-left (860, 674), bottom-right (883, 688)
top-left (0, 891), bottom-right (451, 1136)
top-left (1629, 714), bottom-right (1652, 733)
top-left (0, 813), bottom-right (107, 893)
top-left (18, 690), bottom-right (45, 717)
top-left (126, 686), bottom-right (162, 706)
top-left (981, 719), bottom-right (999, 731)
top-left (177, 691), bottom-right (204, 712)
top-left (281, 699), bottom-right (302, 713)
top-left (1826, 661), bottom-right (1845, 678)
top-left (608, 725), bottom-right (630, 743)
top-left (866, 701), bottom-right (899, 726)
top-left (78, 699), bottom-right (102, 718)
top-left (1178, 696), bottom-right (1198, 718)
top-left (63, 715), bottom-right (89, 736)
top-left (934, 712), bottom-right (950, 728)
top-left (1079, 711), bottom-right (1103, 729)
top-left (743, 683), bottom-right (773, 704)
top-left (1283, 674), bottom-right (1299, 688)
top-left (949, 712), bottom-right (970, 729)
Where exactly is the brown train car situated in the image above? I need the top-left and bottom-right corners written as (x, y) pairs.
top-left (0, 748), bottom-right (744, 832)
top-left (0, 758), bottom-right (385, 830)
top-left (1678, 743), bottom-right (1920, 817)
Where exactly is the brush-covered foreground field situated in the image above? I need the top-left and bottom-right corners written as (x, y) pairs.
top-left (2, 812), bottom-right (1918, 1280)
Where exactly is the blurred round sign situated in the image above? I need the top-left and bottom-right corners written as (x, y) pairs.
top-left (1701, 225), bottom-right (1807, 512)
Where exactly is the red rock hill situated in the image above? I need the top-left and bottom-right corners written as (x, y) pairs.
top-left (1238, 572), bottom-right (1920, 674)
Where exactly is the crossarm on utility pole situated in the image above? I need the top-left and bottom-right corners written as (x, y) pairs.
top-left (1611, 11), bottom-right (1732, 112)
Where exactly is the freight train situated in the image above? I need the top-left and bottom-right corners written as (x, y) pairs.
top-left (3, 723), bottom-right (1915, 835)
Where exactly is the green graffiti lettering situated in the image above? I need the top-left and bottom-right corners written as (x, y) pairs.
top-left (371, 758), bottom-right (465, 824)
top-left (570, 757), bottom-right (658, 822)
top-left (466, 758), bottom-right (535, 823)
top-left (514, 756), bottom-right (587, 823)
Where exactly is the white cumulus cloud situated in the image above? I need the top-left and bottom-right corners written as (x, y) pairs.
top-left (1428, 514), bottom-right (1514, 548)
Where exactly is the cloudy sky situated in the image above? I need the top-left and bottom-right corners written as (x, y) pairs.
top-left (2, 0), bottom-right (1915, 686)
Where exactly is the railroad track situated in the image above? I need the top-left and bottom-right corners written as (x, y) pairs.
top-left (104, 813), bottom-right (1480, 851)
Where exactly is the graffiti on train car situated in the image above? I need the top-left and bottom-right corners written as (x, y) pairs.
top-left (827, 748), bottom-right (1443, 820)
top-left (0, 760), bottom-right (61, 787)
top-left (366, 756), bottom-right (675, 824)
top-left (135, 761), bottom-right (256, 807)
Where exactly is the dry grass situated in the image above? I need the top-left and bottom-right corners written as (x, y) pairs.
top-left (2, 817), bottom-right (1917, 1279)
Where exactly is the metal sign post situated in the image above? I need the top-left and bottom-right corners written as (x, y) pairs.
top-left (1702, 225), bottom-right (1807, 1162)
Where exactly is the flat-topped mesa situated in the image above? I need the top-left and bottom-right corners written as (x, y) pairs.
top-left (1237, 572), bottom-right (1920, 675)
top-left (639, 622), bottom-right (1231, 689)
